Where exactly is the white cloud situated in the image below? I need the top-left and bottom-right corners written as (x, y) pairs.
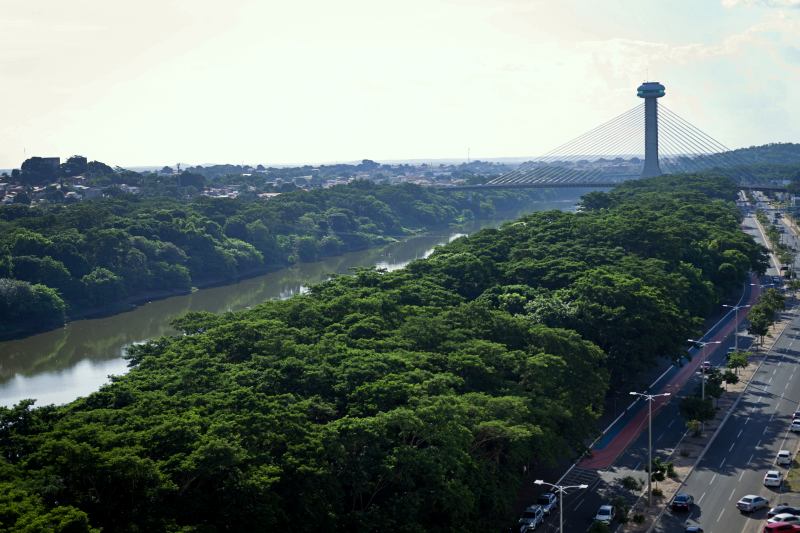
top-left (722, 0), bottom-right (800, 8)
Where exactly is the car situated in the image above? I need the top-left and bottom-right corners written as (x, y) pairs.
top-left (594, 505), bottom-right (614, 524)
top-left (778, 450), bottom-right (793, 466)
top-left (671, 493), bottom-right (694, 511)
top-left (770, 505), bottom-right (800, 518)
top-left (738, 495), bottom-right (770, 512)
top-left (790, 421), bottom-right (800, 433)
top-left (518, 505), bottom-right (544, 531)
top-left (685, 526), bottom-right (703, 533)
top-left (769, 514), bottom-right (800, 525)
top-left (765, 470), bottom-right (784, 487)
top-left (701, 361), bottom-right (713, 372)
top-left (535, 492), bottom-right (558, 515)
top-left (764, 523), bottom-right (800, 532)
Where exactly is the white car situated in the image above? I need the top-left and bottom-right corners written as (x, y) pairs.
top-left (737, 495), bottom-right (769, 512)
top-left (778, 450), bottom-right (793, 466)
top-left (769, 514), bottom-right (800, 524)
top-left (765, 470), bottom-right (783, 487)
top-left (594, 505), bottom-right (614, 525)
top-left (790, 421), bottom-right (800, 433)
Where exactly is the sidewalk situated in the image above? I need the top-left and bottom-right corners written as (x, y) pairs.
top-left (622, 312), bottom-right (792, 532)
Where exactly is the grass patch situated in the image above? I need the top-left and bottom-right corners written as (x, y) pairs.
top-left (785, 458), bottom-right (800, 492)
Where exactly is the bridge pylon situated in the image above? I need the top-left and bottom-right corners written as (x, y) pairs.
top-left (637, 81), bottom-right (665, 178)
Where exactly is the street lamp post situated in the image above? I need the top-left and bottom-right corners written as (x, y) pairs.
top-left (687, 339), bottom-right (721, 401)
top-left (630, 391), bottom-right (671, 506)
top-left (722, 303), bottom-right (751, 352)
top-left (533, 479), bottom-right (588, 533)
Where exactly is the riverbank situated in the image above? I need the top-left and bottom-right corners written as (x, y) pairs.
top-left (0, 213), bottom-right (523, 342)
top-left (0, 197), bottom-right (582, 408)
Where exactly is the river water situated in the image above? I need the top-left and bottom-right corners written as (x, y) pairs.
top-left (0, 198), bottom-right (581, 407)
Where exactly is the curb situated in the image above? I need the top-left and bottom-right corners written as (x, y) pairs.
top-left (644, 306), bottom-right (797, 532)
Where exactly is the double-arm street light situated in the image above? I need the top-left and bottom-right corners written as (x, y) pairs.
top-left (722, 304), bottom-right (751, 352)
top-left (687, 339), bottom-right (721, 401)
top-left (629, 391), bottom-right (671, 506)
top-left (533, 479), bottom-right (588, 533)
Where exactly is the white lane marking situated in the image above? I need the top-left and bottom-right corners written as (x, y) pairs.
top-left (749, 453), bottom-right (754, 464)
top-left (774, 368), bottom-right (778, 375)
top-left (757, 440), bottom-right (762, 447)
top-left (739, 470), bottom-right (745, 481)
top-left (729, 442), bottom-right (736, 452)
top-left (668, 419), bottom-right (675, 428)
top-left (745, 416), bottom-right (750, 425)
top-left (656, 433), bottom-right (663, 442)
top-left (699, 492), bottom-right (706, 504)
top-left (729, 488), bottom-right (736, 501)
top-left (717, 508), bottom-right (725, 522)
top-left (634, 461), bottom-right (641, 471)
top-left (786, 382), bottom-right (790, 391)
top-left (771, 413), bottom-right (776, 422)
top-left (738, 429), bottom-right (744, 439)
top-left (764, 425), bottom-right (770, 435)
top-left (710, 473), bottom-right (717, 485)
top-left (769, 376), bottom-right (774, 384)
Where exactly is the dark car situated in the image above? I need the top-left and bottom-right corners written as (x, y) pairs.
top-left (685, 527), bottom-right (704, 533)
top-left (672, 493), bottom-right (694, 511)
top-left (770, 506), bottom-right (800, 518)
top-left (536, 492), bottom-right (558, 515)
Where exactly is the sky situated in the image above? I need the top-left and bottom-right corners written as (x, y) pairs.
top-left (1, 0), bottom-right (798, 168)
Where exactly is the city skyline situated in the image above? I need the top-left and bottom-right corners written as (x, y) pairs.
top-left (1, 0), bottom-right (798, 168)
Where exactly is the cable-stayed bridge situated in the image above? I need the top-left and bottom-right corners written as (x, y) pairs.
top-left (444, 82), bottom-right (780, 191)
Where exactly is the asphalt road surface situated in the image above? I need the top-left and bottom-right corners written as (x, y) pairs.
top-left (526, 205), bottom-right (784, 533)
top-left (652, 307), bottom-right (800, 533)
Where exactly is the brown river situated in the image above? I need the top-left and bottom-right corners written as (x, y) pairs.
top-left (0, 197), bottom-right (581, 407)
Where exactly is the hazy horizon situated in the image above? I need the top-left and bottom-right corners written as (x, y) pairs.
top-left (2, 0), bottom-right (799, 169)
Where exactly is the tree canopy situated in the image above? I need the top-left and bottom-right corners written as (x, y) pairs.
top-left (0, 174), bottom-right (767, 532)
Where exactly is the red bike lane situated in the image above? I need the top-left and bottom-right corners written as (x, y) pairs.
top-left (579, 274), bottom-right (763, 470)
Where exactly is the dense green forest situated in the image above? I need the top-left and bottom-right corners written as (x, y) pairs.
top-left (0, 182), bottom-right (548, 338)
top-left (0, 175), bottom-right (766, 532)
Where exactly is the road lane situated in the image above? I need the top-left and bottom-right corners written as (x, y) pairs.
top-left (654, 313), bottom-right (800, 533)
top-left (533, 208), bottom-right (775, 532)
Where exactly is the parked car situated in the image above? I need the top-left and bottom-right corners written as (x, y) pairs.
top-left (765, 470), bottom-right (784, 487)
top-left (764, 523), bottom-right (800, 532)
top-left (778, 450), bottom-right (793, 466)
top-left (769, 515), bottom-right (800, 525)
top-left (685, 527), bottom-right (704, 533)
top-left (518, 505), bottom-right (544, 532)
top-left (671, 493), bottom-right (694, 511)
top-left (536, 492), bottom-right (558, 515)
top-left (594, 505), bottom-right (614, 525)
top-left (770, 505), bottom-right (800, 518)
top-left (738, 495), bottom-right (770, 512)
top-left (790, 420), bottom-right (800, 433)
